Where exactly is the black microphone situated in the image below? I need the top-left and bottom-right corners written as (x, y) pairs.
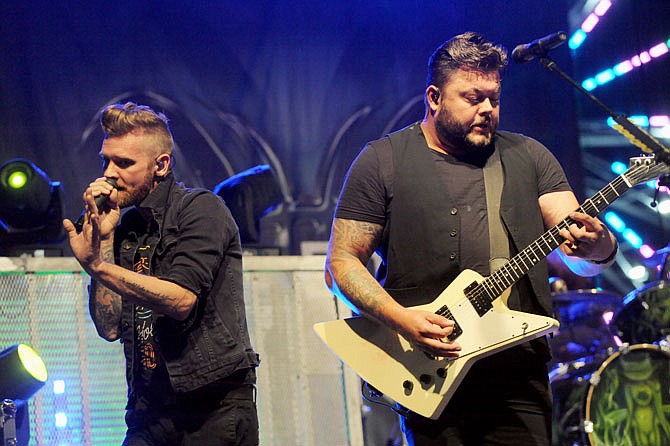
top-left (512, 31), bottom-right (568, 63)
top-left (74, 178), bottom-right (117, 232)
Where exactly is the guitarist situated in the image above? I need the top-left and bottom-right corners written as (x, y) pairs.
top-left (324, 32), bottom-right (617, 446)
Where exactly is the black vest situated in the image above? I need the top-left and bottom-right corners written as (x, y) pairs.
top-left (374, 124), bottom-right (552, 316)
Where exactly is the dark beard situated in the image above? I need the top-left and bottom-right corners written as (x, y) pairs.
top-left (117, 174), bottom-right (154, 208)
top-left (434, 108), bottom-right (494, 154)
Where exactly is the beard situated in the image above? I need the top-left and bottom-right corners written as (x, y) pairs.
top-left (434, 107), bottom-right (496, 154)
top-left (116, 171), bottom-right (154, 208)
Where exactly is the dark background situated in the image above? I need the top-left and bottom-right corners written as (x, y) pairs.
top-left (1, 0), bottom-right (668, 296)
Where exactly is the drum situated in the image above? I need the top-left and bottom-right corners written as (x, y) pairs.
top-left (611, 281), bottom-right (670, 344)
top-left (551, 354), bottom-right (605, 446)
top-left (551, 344), bottom-right (670, 446)
top-left (550, 289), bottom-right (620, 366)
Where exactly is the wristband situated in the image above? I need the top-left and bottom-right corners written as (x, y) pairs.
top-left (588, 240), bottom-right (618, 265)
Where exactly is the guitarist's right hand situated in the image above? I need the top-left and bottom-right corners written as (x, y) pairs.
top-left (395, 309), bottom-right (462, 358)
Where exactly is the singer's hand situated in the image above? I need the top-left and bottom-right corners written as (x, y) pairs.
top-left (63, 189), bottom-right (106, 271)
top-left (85, 177), bottom-right (120, 239)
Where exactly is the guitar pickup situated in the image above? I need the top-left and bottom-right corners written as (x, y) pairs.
top-left (436, 305), bottom-right (463, 341)
top-left (464, 281), bottom-right (493, 316)
top-left (448, 321), bottom-right (463, 341)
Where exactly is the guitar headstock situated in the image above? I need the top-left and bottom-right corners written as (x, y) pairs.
top-left (626, 156), bottom-right (670, 187)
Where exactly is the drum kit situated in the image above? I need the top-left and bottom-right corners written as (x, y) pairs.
top-left (550, 246), bottom-right (670, 446)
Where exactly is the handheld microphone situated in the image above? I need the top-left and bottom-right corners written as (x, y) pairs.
top-left (512, 31), bottom-right (568, 64)
top-left (73, 178), bottom-right (117, 232)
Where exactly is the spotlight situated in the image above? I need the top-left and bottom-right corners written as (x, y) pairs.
top-left (0, 344), bottom-right (46, 446)
top-left (0, 344), bottom-right (48, 402)
top-left (213, 165), bottom-right (282, 245)
top-left (0, 158), bottom-right (65, 255)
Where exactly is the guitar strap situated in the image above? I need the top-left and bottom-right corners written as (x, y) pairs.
top-left (483, 147), bottom-right (510, 274)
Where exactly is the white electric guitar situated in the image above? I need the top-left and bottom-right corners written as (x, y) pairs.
top-left (314, 156), bottom-right (668, 420)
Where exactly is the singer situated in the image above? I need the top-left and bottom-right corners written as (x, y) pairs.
top-left (324, 32), bottom-right (617, 445)
top-left (62, 102), bottom-right (260, 446)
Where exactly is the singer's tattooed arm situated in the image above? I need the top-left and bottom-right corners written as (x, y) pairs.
top-left (84, 243), bottom-right (196, 325)
top-left (87, 238), bottom-right (197, 340)
top-left (89, 240), bottom-right (122, 341)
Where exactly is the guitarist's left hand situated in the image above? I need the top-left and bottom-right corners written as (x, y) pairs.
top-left (558, 211), bottom-right (616, 262)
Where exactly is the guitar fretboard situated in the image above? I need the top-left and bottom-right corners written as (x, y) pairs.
top-left (466, 159), bottom-right (661, 306)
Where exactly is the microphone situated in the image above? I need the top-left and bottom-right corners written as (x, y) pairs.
top-left (512, 31), bottom-right (568, 63)
top-left (73, 178), bottom-right (117, 232)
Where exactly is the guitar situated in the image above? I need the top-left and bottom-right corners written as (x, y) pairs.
top-left (313, 156), bottom-right (669, 420)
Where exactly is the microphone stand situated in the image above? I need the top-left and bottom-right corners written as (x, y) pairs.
top-left (536, 55), bottom-right (670, 165)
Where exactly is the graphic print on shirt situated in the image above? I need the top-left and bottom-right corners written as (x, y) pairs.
top-left (134, 245), bottom-right (158, 377)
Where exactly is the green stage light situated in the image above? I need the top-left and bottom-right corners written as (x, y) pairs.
top-left (7, 170), bottom-right (28, 190)
top-left (17, 345), bottom-right (48, 384)
top-left (0, 158), bottom-right (65, 254)
top-left (0, 344), bottom-right (47, 402)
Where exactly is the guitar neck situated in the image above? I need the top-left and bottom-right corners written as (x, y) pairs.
top-left (480, 170), bottom-right (633, 299)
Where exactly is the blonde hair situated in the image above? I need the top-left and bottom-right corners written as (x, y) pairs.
top-left (100, 102), bottom-right (174, 156)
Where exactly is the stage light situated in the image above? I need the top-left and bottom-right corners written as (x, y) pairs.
top-left (594, 0), bottom-right (612, 16)
top-left (7, 170), bottom-right (28, 189)
top-left (613, 61), bottom-right (633, 75)
top-left (582, 78), bottom-right (597, 91)
top-left (610, 161), bottom-right (627, 174)
top-left (595, 69), bottom-right (615, 85)
top-left (53, 380), bottom-right (65, 395)
top-left (650, 115), bottom-right (670, 127)
top-left (55, 412), bottom-right (67, 428)
top-left (649, 42), bottom-right (669, 58)
top-left (579, 38), bottom-right (670, 90)
top-left (213, 164), bottom-right (282, 245)
top-left (640, 245), bottom-right (656, 259)
top-left (604, 212), bottom-right (625, 232)
top-left (626, 265), bottom-right (648, 281)
top-left (622, 228), bottom-right (643, 248)
top-left (581, 13), bottom-right (599, 33)
top-left (0, 158), bottom-right (65, 255)
top-left (628, 115), bottom-right (649, 127)
top-left (0, 344), bottom-right (47, 402)
top-left (569, 0), bottom-right (614, 49)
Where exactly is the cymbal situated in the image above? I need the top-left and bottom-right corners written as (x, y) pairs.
top-left (551, 289), bottom-right (620, 304)
top-left (642, 247), bottom-right (670, 268)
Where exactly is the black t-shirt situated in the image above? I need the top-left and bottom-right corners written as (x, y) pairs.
top-left (335, 126), bottom-right (571, 276)
top-left (133, 238), bottom-right (173, 407)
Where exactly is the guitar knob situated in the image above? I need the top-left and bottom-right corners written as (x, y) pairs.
top-left (419, 374), bottom-right (432, 385)
top-left (403, 380), bottom-right (414, 394)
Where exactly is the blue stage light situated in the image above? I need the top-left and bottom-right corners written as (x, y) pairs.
top-left (622, 228), bottom-right (643, 248)
top-left (604, 212), bottom-right (625, 232)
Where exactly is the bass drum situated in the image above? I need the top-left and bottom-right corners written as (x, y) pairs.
top-left (551, 344), bottom-right (670, 446)
top-left (584, 344), bottom-right (670, 446)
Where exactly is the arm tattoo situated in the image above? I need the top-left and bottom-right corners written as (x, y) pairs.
top-left (118, 277), bottom-right (182, 315)
top-left (90, 241), bottom-right (121, 339)
top-left (332, 219), bottom-right (381, 261)
top-left (90, 283), bottom-right (122, 339)
top-left (329, 219), bottom-right (389, 316)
